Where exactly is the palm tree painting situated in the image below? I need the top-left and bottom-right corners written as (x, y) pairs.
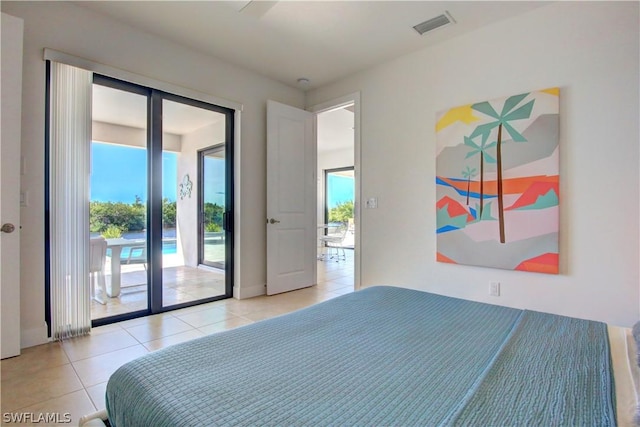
top-left (463, 133), bottom-right (495, 217)
top-left (460, 166), bottom-right (477, 206)
top-left (435, 88), bottom-right (560, 274)
top-left (469, 93), bottom-right (535, 243)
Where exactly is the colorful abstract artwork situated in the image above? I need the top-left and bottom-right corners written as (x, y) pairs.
top-left (435, 88), bottom-right (559, 274)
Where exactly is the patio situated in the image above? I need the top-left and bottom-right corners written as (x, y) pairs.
top-left (90, 253), bottom-right (225, 320)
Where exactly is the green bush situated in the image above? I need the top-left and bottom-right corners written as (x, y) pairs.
top-left (89, 198), bottom-right (220, 233)
top-left (90, 200), bottom-right (146, 233)
top-left (328, 200), bottom-right (354, 224)
top-left (101, 224), bottom-right (124, 238)
top-left (205, 222), bottom-right (222, 232)
top-left (162, 198), bottom-right (176, 228)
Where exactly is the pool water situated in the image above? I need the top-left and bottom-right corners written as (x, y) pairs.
top-left (106, 241), bottom-right (177, 259)
top-left (163, 242), bottom-right (177, 255)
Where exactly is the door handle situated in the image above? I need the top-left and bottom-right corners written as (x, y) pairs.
top-left (1, 223), bottom-right (16, 233)
top-left (268, 218), bottom-right (280, 224)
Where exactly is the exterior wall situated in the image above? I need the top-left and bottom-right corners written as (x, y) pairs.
top-left (177, 121), bottom-right (225, 268)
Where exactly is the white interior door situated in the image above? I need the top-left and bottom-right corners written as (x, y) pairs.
top-left (1, 12), bottom-right (24, 359)
top-left (266, 101), bottom-right (316, 295)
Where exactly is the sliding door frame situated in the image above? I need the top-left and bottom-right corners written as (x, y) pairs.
top-left (157, 92), bottom-right (235, 311)
top-left (45, 69), bottom-right (235, 330)
top-left (197, 144), bottom-right (233, 271)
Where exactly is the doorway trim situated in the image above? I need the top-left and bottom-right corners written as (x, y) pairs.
top-left (309, 92), bottom-right (361, 290)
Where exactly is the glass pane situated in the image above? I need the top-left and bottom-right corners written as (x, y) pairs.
top-left (326, 169), bottom-right (355, 226)
top-left (202, 148), bottom-right (226, 268)
top-left (90, 84), bottom-right (148, 320)
top-left (319, 168), bottom-right (355, 271)
top-left (162, 99), bottom-right (227, 307)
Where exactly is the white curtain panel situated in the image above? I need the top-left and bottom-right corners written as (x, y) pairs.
top-left (49, 61), bottom-right (92, 340)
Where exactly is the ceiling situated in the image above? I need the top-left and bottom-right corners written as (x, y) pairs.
top-left (93, 84), bottom-right (224, 135)
top-left (318, 106), bottom-right (354, 154)
top-left (75, 1), bottom-right (548, 91)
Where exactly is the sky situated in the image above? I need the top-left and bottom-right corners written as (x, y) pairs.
top-left (91, 142), bottom-right (177, 203)
top-left (327, 174), bottom-right (354, 208)
top-left (91, 142), bottom-right (226, 205)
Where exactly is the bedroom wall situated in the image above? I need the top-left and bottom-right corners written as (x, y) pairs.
top-left (1, 1), bottom-right (304, 347)
top-left (307, 1), bottom-right (640, 326)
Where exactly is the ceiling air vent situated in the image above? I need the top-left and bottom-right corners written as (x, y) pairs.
top-left (413, 11), bottom-right (455, 35)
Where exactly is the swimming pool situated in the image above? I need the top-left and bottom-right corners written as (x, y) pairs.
top-left (105, 240), bottom-right (177, 259)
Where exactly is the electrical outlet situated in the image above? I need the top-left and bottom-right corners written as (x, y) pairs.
top-left (490, 282), bottom-right (500, 297)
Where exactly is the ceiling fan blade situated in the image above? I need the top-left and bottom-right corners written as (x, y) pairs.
top-left (240, 1), bottom-right (279, 18)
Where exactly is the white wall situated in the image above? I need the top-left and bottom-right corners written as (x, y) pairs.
top-left (1, 1), bottom-right (304, 347)
top-left (307, 2), bottom-right (640, 326)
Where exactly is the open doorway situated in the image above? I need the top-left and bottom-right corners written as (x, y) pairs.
top-left (316, 103), bottom-right (355, 291)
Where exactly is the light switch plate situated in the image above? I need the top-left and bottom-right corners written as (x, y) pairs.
top-left (366, 197), bottom-right (377, 209)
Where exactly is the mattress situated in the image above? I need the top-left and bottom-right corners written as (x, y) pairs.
top-left (105, 286), bottom-right (618, 426)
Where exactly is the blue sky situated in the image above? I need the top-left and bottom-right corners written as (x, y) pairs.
top-left (91, 142), bottom-right (226, 205)
top-left (327, 174), bottom-right (354, 208)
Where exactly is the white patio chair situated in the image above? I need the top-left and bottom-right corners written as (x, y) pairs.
top-left (122, 244), bottom-right (147, 270)
top-left (319, 223), bottom-right (348, 262)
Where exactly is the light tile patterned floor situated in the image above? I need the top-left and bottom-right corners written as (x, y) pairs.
top-left (90, 265), bottom-right (226, 320)
top-left (1, 253), bottom-right (354, 425)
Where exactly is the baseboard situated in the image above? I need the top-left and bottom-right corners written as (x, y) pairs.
top-left (233, 283), bottom-right (266, 299)
top-left (21, 323), bottom-right (49, 349)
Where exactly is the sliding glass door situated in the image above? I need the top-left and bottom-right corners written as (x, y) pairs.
top-left (90, 81), bottom-right (150, 320)
top-left (88, 75), bottom-right (234, 325)
top-left (199, 146), bottom-right (227, 270)
top-left (161, 97), bottom-right (231, 308)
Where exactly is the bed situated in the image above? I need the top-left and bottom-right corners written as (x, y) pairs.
top-left (95, 286), bottom-right (639, 426)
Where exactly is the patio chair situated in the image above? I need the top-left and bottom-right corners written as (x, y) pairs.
top-left (89, 237), bottom-right (108, 304)
top-left (318, 224), bottom-right (348, 262)
top-left (122, 244), bottom-right (147, 270)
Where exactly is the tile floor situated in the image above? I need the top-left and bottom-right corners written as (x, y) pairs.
top-left (1, 253), bottom-right (354, 426)
top-left (90, 265), bottom-right (226, 320)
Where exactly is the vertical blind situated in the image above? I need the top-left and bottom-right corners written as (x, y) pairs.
top-left (49, 61), bottom-right (93, 340)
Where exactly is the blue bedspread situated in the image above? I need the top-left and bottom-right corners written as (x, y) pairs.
top-left (105, 286), bottom-right (616, 426)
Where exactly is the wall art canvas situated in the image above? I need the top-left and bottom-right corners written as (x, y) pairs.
top-left (435, 88), bottom-right (559, 273)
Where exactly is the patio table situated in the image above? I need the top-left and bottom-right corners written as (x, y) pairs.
top-left (105, 238), bottom-right (146, 297)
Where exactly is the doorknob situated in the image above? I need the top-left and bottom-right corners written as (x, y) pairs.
top-left (269, 218), bottom-right (280, 224)
top-left (1, 223), bottom-right (16, 233)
